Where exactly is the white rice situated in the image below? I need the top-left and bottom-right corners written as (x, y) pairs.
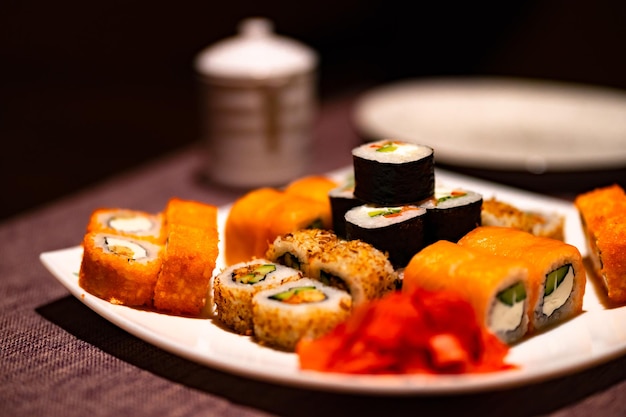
top-left (352, 140), bottom-right (433, 164)
top-left (344, 204), bottom-right (426, 228)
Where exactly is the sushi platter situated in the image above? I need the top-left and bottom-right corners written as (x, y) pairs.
top-left (40, 167), bottom-right (626, 395)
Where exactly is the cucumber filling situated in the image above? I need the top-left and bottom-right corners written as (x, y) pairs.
top-left (269, 286), bottom-right (327, 304)
top-left (232, 263), bottom-right (277, 285)
top-left (542, 264), bottom-right (574, 316)
top-left (278, 253), bottom-right (302, 271)
top-left (491, 282), bottom-right (526, 333)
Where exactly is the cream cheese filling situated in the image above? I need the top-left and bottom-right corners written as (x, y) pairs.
top-left (104, 236), bottom-right (148, 260)
top-left (491, 299), bottom-right (525, 333)
top-left (543, 267), bottom-right (574, 316)
top-left (108, 215), bottom-right (153, 233)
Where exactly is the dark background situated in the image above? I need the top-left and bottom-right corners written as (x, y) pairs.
top-left (2, 0), bottom-right (625, 221)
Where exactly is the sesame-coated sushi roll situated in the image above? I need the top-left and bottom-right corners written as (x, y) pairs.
top-left (214, 259), bottom-right (302, 335)
top-left (252, 278), bottom-right (352, 351)
top-left (86, 208), bottom-right (165, 243)
top-left (153, 223), bottom-right (219, 316)
top-left (265, 229), bottom-right (339, 278)
top-left (481, 198), bottom-right (565, 241)
top-left (352, 140), bottom-right (435, 205)
top-left (344, 204), bottom-right (427, 268)
top-left (79, 232), bottom-right (163, 307)
top-left (420, 187), bottom-right (482, 244)
top-left (403, 240), bottom-right (530, 344)
top-left (328, 177), bottom-right (364, 239)
top-left (309, 238), bottom-right (398, 305)
top-left (458, 226), bottom-right (586, 333)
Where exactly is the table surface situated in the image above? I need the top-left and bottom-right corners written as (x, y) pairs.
top-left (2, 95), bottom-right (626, 417)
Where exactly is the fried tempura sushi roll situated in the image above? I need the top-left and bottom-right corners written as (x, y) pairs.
top-left (79, 232), bottom-right (163, 307)
top-left (344, 204), bottom-right (427, 268)
top-left (402, 240), bottom-right (530, 344)
top-left (213, 259), bottom-right (302, 335)
top-left (153, 223), bottom-right (219, 316)
top-left (252, 278), bottom-right (352, 351)
top-left (575, 184), bottom-right (626, 303)
top-left (224, 188), bottom-right (286, 265)
top-left (266, 229), bottom-right (339, 278)
top-left (458, 226), bottom-right (586, 332)
top-left (86, 208), bottom-right (165, 243)
top-left (309, 238), bottom-right (398, 305)
top-left (164, 197), bottom-right (219, 230)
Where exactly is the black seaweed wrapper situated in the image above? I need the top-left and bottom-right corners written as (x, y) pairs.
top-left (353, 155), bottom-right (435, 205)
top-left (424, 197), bottom-right (483, 244)
top-left (346, 214), bottom-right (426, 269)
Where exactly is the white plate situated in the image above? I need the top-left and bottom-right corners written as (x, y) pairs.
top-left (353, 77), bottom-right (626, 173)
top-left (40, 169), bottom-right (626, 396)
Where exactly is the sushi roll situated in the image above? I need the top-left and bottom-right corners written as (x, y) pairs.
top-left (86, 208), bottom-right (165, 243)
top-left (213, 259), bottom-right (302, 335)
top-left (78, 232), bottom-right (163, 307)
top-left (265, 229), bottom-right (339, 278)
top-left (352, 139), bottom-right (435, 205)
top-left (481, 198), bottom-right (565, 241)
top-left (153, 222), bottom-right (219, 317)
top-left (252, 278), bottom-right (352, 351)
top-left (224, 188), bottom-right (329, 266)
top-left (419, 186), bottom-right (482, 244)
top-left (402, 240), bottom-right (530, 344)
top-left (344, 204), bottom-right (427, 268)
top-left (309, 238), bottom-right (398, 305)
top-left (164, 197), bottom-right (219, 230)
top-left (458, 226), bottom-right (586, 332)
top-left (224, 187), bottom-right (286, 265)
top-left (328, 177), bottom-right (364, 238)
top-left (575, 184), bottom-right (626, 303)
top-left (284, 175), bottom-right (338, 230)
top-left (265, 195), bottom-right (330, 247)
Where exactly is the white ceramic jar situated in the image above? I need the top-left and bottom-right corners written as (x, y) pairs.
top-left (195, 18), bottom-right (318, 188)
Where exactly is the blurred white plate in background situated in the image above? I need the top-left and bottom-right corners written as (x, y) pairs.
top-left (353, 77), bottom-right (626, 173)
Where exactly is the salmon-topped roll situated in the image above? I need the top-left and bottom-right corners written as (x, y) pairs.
top-left (458, 226), bottom-right (586, 332)
top-left (224, 188), bottom-right (286, 265)
top-left (402, 240), bottom-right (530, 344)
top-left (86, 208), bottom-right (165, 243)
top-left (264, 194), bottom-right (329, 248)
top-left (284, 175), bottom-right (337, 230)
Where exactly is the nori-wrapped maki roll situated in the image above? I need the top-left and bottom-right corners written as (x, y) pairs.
top-left (328, 177), bottom-right (364, 238)
top-left (352, 140), bottom-right (435, 205)
top-left (344, 203), bottom-right (427, 268)
top-left (420, 187), bottom-right (483, 244)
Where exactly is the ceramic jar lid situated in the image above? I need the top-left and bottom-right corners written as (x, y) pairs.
top-left (194, 18), bottom-right (317, 80)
